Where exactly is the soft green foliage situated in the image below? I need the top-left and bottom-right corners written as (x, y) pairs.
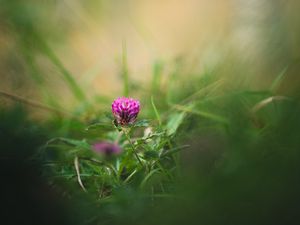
top-left (26, 62), bottom-right (299, 225)
top-left (2, 57), bottom-right (300, 225)
top-left (39, 111), bottom-right (185, 200)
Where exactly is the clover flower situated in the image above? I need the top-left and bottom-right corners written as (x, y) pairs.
top-left (92, 142), bottom-right (122, 156)
top-left (112, 97), bottom-right (140, 126)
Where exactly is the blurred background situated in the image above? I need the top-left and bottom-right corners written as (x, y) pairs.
top-left (1, 1), bottom-right (300, 225)
top-left (1, 0), bottom-right (300, 112)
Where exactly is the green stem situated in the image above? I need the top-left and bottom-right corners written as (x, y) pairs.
top-left (122, 128), bottom-right (143, 167)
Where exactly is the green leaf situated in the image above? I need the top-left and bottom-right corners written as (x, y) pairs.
top-left (47, 137), bottom-right (91, 150)
top-left (151, 96), bottom-right (162, 126)
top-left (166, 112), bottom-right (186, 136)
top-left (85, 122), bottom-right (112, 130)
top-left (270, 66), bottom-right (288, 92)
top-left (140, 168), bottom-right (161, 188)
top-left (173, 104), bottom-right (228, 124)
top-left (104, 111), bottom-right (114, 120)
top-left (189, 109), bottom-right (228, 124)
top-left (123, 169), bottom-right (138, 184)
top-left (161, 145), bottom-right (189, 158)
top-left (133, 119), bottom-right (150, 127)
top-left (144, 150), bottom-right (159, 159)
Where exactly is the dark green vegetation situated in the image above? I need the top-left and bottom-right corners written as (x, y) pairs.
top-left (2, 75), bottom-right (300, 225)
top-left (1, 1), bottom-right (300, 225)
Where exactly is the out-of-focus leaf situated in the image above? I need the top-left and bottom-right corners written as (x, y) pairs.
top-left (85, 122), bottom-right (112, 130)
top-left (144, 150), bottom-right (159, 159)
top-left (161, 145), bottom-right (190, 158)
top-left (140, 168), bottom-right (161, 188)
top-left (173, 103), bottom-right (228, 124)
top-left (47, 137), bottom-right (91, 150)
top-left (104, 111), bottom-right (114, 120)
top-left (166, 112), bottom-right (186, 136)
top-left (133, 119), bottom-right (150, 127)
top-left (123, 169), bottom-right (138, 184)
top-left (270, 66), bottom-right (288, 92)
top-left (151, 96), bottom-right (162, 126)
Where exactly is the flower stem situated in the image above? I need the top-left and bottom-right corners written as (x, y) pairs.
top-left (122, 128), bottom-right (143, 167)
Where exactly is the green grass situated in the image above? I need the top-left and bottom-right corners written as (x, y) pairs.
top-left (2, 51), bottom-right (300, 224)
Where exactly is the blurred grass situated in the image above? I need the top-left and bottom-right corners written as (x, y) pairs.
top-left (2, 65), bottom-right (300, 225)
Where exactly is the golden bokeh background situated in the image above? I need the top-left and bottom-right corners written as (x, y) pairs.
top-left (1, 0), bottom-right (300, 110)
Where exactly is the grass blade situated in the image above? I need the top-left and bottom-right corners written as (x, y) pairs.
top-left (172, 104), bottom-right (229, 124)
top-left (270, 66), bottom-right (288, 92)
top-left (34, 33), bottom-right (87, 102)
top-left (74, 156), bottom-right (87, 192)
top-left (151, 96), bottom-right (162, 126)
top-left (140, 168), bottom-right (161, 188)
